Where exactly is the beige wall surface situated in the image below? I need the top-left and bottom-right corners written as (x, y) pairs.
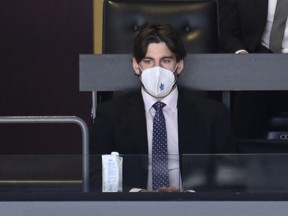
top-left (93, 0), bottom-right (104, 54)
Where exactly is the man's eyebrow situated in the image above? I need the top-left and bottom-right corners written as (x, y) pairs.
top-left (143, 57), bottom-right (153, 60)
top-left (161, 56), bottom-right (174, 59)
top-left (143, 56), bottom-right (174, 59)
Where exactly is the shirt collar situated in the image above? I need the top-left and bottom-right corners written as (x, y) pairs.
top-left (141, 87), bottom-right (178, 113)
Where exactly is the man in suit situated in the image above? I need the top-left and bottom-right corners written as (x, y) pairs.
top-left (219, 0), bottom-right (288, 139)
top-left (91, 23), bottom-right (233, 192)
top-left (219, 0), bottom-right (288, 54)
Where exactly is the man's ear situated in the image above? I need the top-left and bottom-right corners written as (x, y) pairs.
top-left (176, 60), bottom-right (184, 75)
top-left (132, 57), bottom-right (141, 75)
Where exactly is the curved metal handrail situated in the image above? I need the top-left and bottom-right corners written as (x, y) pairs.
top-left (0, 116), bottom-right (89, 192)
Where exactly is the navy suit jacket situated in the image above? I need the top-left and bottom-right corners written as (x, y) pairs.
top-left (219, 0), bottom-right (270, 53)
top-left (90, 88), bottom-right (233, 191)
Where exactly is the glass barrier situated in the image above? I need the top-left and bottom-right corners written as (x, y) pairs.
top-left (1, 154), bottom-right (288, 194)
top-left (0, 155), bottom-right (83, 191)
top-left (90, 154), bottom-right (288, 193)
top-left (2, 154), bottom-right (288, 214)
top-left (181, 154), bottom-right (288, 193)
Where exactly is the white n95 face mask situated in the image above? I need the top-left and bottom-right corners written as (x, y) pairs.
top-left (140, 66), bottom-right (177, 98)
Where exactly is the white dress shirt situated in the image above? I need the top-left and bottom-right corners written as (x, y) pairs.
top-left (141, 87), bottom-right (182, 191)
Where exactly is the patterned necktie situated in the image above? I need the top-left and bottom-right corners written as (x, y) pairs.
top-left (152, 101), bottom-right (169, 190)
top-left (269, 0), bottom-right (288, 53)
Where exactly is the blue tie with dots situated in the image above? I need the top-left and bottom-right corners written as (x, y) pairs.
top-left (152, 101), bottom-right (169, 190)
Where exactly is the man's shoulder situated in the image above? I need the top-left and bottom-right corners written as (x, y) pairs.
top-left (179, 88), bottom-right (223, 105)
top-left (178, 88), bottom-right (227, 113)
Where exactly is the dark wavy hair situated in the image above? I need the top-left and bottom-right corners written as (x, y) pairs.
top-left (133, 23), bottom-right (187, 63)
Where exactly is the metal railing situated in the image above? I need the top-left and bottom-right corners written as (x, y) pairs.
top-left (0, 116), bottom-right (89, 192)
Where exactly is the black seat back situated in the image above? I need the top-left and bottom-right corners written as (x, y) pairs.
top-left (103, 0), bottom-right (219, 54)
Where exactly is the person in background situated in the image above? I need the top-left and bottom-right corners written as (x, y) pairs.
top-left (91, 22), bottom-right (233, 192)
top-left (219, 0), bottom-right (288, 139)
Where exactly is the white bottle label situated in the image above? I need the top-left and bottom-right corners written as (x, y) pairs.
top-left (102, 152), bottom-right (123, 192)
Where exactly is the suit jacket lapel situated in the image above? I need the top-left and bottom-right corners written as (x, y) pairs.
top-left (246, 0), bottom-right (268, 27)
top-left (126, 91), bottom-right (148, 154)
top-left (177, 89), bottom-right (198, 154)
top-left (259, 0), bottom-right (268, 26)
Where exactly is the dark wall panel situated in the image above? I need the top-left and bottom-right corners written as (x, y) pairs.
top-left (0, 0), bottom-right (93, 154)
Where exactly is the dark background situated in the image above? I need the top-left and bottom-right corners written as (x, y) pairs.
top-left (0, 0), bottom-right (93, 154)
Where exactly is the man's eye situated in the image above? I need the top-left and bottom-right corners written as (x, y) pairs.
top-left (162, 59), bottom-right (171, 63)
top-left (144, 60), bottom-right (152, 64)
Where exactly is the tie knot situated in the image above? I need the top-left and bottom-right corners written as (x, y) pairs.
top-left (153, 101), bottom-right (166, 111)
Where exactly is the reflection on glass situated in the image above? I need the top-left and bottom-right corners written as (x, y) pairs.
top-left (0, 155), bottom-right (82, 191)
top-left (91, 154), bottom-right (288, 193)
top-left (1, 154), bottom-right (288, 193)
